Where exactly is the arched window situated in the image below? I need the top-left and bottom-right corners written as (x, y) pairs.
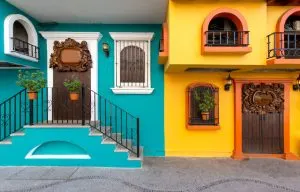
top-left (4, 14), bottom-right (39, 61)
top-left (186, 84), bottom-right (219, 129)
top-left (202, 8), bottom-right (250, 50)
top-left (120, 46), bottom-right (145, 83)
top-left (281, 9), bottom-right (300, 58)
top-left (207, 17), bottom-right (239, 46)
top-left (12, 21), bottom-right (29, 55)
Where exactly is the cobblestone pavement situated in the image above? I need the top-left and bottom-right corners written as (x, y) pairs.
top-left (1, 158), bottom-right (300, 192)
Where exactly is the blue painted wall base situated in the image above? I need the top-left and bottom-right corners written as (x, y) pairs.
top-left (0, 126), bottom-right (141, 168)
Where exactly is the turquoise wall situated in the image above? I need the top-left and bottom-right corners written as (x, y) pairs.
top-left (0, 2), bottom-right (165, 157)
top-left (0, 1), bottom-right (43, 102)
top-left (39, 24), bottom-right (165, 156)
top-left (0, 70), bottom-right (20, 102)
top-left (0, 1), bottom-right (41, 68)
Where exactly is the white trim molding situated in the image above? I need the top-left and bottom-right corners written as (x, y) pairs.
top-left (40, 31), bottom-right (102, 121)
top-left (109, 32), bottom-right (154, 41)
top-left (111, 88), bottom-right (154, 94)
top-left (109, 32), bottom-right (154, 95)
top-left (39, 32), bottom-right (102, 40)
top-left (4, 14), bottom-right (38, 62)
top-left (25, 145), bottom-right (91, 160)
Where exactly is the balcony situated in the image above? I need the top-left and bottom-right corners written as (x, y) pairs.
top-left (267, 32), bottom-right (300, 65)
top-left (11, 37), bottom-right (39, 60)
top-left (203, 30), bottom-right (252, 53)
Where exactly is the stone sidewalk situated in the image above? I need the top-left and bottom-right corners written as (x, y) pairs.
top-left (1, 158), bottom-right (300, 192)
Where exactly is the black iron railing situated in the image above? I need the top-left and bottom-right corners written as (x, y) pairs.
top-left (0, 87), bottom-right (140, 157)
top-left (11, 37), bottom-right (39, 59)
top-left (205, 31), bottom-right (250, 47)
top-left (88, 90), bottom-right (140, 157)
top-left (267, 32), bottom-right (300, 59)
top-left (0, 89), bottom-right (29, 141)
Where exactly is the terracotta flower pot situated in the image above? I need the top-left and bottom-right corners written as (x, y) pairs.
top-left (69, 92), bottom-right (79, 101)
top-left (201, 112), bottom-right (210, 121)
top-left (28, 91), bottom-right (37, 100)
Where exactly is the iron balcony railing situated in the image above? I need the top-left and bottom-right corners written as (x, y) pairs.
top-left (205, 30), bottom-right (250, 47)
top-left (11, 37), bottom-right (39, 59)
top-left (267, 32), bottom-right (300, 59)
top-left (0, 87), bottom-right (140, 157)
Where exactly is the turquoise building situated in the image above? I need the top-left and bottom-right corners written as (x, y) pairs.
top-left (0, 0), bottom-right (166, 167)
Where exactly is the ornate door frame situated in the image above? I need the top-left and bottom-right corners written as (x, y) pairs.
top-left (40, 32), bottom-right (102, 121)
top-left (232, 78), bottom-right (298, 160)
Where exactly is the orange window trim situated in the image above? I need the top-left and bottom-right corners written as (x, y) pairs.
top-left (273, 7), bottom-right (300, 59)
top-left (186, 83), bottom-right (220, 130)
top-left (232, 79), bottom-right (299, 160)
top-left (201, 8), bottom-right (250, 54)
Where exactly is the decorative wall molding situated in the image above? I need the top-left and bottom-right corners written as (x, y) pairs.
top-left (4, 14), bottom-right (38, 62)
top-left (50, 38), bottom-right (92, 72)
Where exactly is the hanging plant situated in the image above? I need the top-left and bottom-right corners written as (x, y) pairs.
top-left (16, 70), bottom-right (46, 100)
top-left (63, 76), bottom-right (82, 101)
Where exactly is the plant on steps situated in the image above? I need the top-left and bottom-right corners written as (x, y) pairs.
top-left (63, 76), bottom-right (82, 101)
top-left (194, 89), bottom-right (215, 121)
top-left (16, 70), bottom-right (46, 100)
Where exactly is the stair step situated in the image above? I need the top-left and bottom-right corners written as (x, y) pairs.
top-left (10, 130), bottom-right (25, 137)
top-left (89, 129), bottom-right (103, 136)
top-left (0, 138), bottom-right (12, 145)
top-left (128, 148), bottom-right (143, 161)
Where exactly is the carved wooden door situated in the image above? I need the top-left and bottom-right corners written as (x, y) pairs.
top-left (50, 38), bottom-right (92, 122)
top-left (242, 83), bottom-right (284, 154)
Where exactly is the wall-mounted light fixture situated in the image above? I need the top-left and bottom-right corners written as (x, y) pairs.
top-left (224, 73), bottom-right (233, 91)
top-left (102, 43), bottom-right (109, 57)
top-left (293, 74), bottom-right (300, 91)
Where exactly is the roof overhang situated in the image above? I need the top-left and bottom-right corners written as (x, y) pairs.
top-left (6, 0), bottom-right (168, 24)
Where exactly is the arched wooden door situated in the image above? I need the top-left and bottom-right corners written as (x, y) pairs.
top-left (242, 83), bottom-right (284, 154)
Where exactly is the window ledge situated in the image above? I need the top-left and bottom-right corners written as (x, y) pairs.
top-left (267, 58), bottom-right (300, 65)
top-left (111, 88), bottom-right (154, 95)
top-left (203, 46), bottom-right (252, 54)
top-left (187, 125), bottom-right (220, 130)
top-left (6, 51), bottom-right (38, 62)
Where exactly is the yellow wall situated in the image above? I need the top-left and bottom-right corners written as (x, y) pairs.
top-left (168, 0), bottom-right (267, 66)
top-left (167, 1), bottom-right (299, 70)
top-left (165, 73), bottom-right (234, 157)
top-left (165, 72), bottom-right (300, 157)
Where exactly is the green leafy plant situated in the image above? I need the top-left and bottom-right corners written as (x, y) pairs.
top-left (16, 70), bottom-right (46, 92)
top-left (194, 89), bottom-right (215, 113)
top-left (63, 77), bottom-right (82, 93)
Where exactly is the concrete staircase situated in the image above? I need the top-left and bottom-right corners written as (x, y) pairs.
top-left (0, 125), bottom-right (142, 168)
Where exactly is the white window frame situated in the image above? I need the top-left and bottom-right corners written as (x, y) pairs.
top-left (109, 32), bottom-right (154, 94)
top-left (4, 14), bottom-right (38, 62)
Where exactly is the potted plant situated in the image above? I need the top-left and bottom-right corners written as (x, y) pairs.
top-left (194, 89), bottom-right (215, 120)
top-left (16, 70), bottom-right (46, 100)
top-left (63, 77), bottom-right (82, 101)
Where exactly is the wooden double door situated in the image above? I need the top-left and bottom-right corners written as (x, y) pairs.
top-left (52, 70), bottom-right (91, 121)
top-left (242, 83), bottom-right (284, 154)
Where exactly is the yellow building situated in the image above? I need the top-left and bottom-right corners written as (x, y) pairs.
top-left (160, 0), bottom-right (300, 160)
